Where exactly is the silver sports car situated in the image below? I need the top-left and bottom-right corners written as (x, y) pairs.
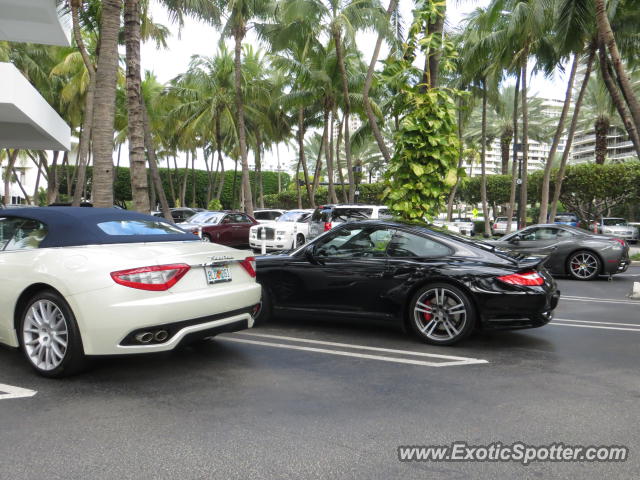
top-left (488, 224), bottom-right (630, 281)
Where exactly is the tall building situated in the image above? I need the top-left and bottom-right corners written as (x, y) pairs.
top-left (463, 97), bottom-right (564, 177)
top-left (0, 0), bottom-right (71, 202)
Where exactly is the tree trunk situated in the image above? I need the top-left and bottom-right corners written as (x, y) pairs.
top-left (47, 151), bottom-right (60, 204)
top-left (518, 52), bottom-right (530, 229)
top-left (125, 0), bottom-right (150, 213)
top-left (594, 117), bottom-right (609, 164)
top-left (549, 49), bottom-right (596, 221)
top-left (362, 0), bottom-right (397, 164)
top-left (446, 104), bottom-right (464, 221)
top-left (91, 0), bottom-right (121, 207)
top-left (215, 115), bottom-right (226, 200)
top-left (480, 83), bottom-right (490, 237)
top-left (598, 40), bottom-right (640, 159)
top-left (231, 158), bottom-right (238, 208)
top-left (191, 150), bottom-right (196, 207)
top-left (3, 149), bottom-right (18, 205)
top-left (595, 0), bottom-right (640, 133)
top-left (71, 0), bottom-right (96, 207)
top-left (233, 24), bottom-right (253, 215)
top-left (12, 167), bottom-right (31, 204)
top-left (426, 3), bottom-right (445, 88)
top-left (142, 103), bottom-right (172, 221)
top-left (500, 128), bottom-right (513, 175)
top-left (204, 149), bottom-right (213, 205)
top-left (538, 54), bottom-right (579, 223)
top-left (335, 114), bottom-right (348, 203)
top-left (311, 123), bottom-right (326, 198)
top-left (295, 157), bottom-right (302, 208)
top-left (333, 30), bottom-right (355, 202)
top-left (297, 107), bottom-right (314, 207)
top-left (505, 72), bottom-right (520, 234)
top-left (255, 133), bottom-right (264, 208)
top-left (180, 150), bottom-right (188, 207)
top-left (326, 107), bottom-right (338, 203)
top-left (32, 153), bottom-right (42, 204)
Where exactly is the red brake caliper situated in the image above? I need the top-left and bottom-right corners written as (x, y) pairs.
top-left (422, 300), bottom-right (432, 322)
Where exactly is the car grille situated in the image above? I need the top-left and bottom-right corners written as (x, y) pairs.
top-left (257, 227), bottom-right (275, 240)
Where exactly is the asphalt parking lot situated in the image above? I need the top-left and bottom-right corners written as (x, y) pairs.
top-left (1, 267), bottom-right (639, 479)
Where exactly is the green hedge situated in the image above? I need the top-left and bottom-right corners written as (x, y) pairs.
top-left (57, 166), bottom-right (290, 209)
top-left (263, 183), bottom-right (386, 209)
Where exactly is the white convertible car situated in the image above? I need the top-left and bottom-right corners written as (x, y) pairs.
top-left (0, 207), bottom-right (261, 377)
top-left (249, 209), bottom-right (312, 251)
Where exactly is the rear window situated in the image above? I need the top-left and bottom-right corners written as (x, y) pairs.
top-left (555, 215), bottom-right (577, 222)
top-left (97, 220), bottom-right (187, 236)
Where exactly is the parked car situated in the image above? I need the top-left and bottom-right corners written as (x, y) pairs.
top-left (249, 209), bottom-right (313, 251)
top-left (253, 209), bottom-right (286, 224)
top-left (152, 207), bottom-right (204, 223)
top-left (593, 217), bottom-right (638, 244)
top-left (178, 211), bottom-right (258, 247)
top-left (0, 207), bottom-right (260, 377)
top-left (552, 212), bottom-right (580, 228)
top-left (491, 217), bottom-right (518, 236)
top-left (308, 205), bottom-right (392, 240)
top-left (254, 220), bottom-right (560, 345)
top-left (488, 224), bottom-right (630, 280)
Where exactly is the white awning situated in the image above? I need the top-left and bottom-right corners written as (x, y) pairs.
top-left (0, 0), bottom-right (70, 46)
top-left (0, 63), bottom-right (71, 151)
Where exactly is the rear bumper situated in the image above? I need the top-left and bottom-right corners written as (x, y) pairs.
top-left (67, 282), bottom-right (261, 355)
top-left (476, 286), bottom-right (560, 330)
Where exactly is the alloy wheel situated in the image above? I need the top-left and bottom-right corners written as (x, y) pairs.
top-left (569, 252), bottom-right (599, 280)
top-left (22, 299), bottom-right (69, 371)
top-left (414, 287), bottom-right (467, 342)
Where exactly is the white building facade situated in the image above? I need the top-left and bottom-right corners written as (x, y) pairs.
top-left (0, 0), bottom-right (71, 203)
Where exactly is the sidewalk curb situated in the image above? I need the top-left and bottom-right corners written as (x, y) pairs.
top-left (631, 261), bottom-right (640, 266)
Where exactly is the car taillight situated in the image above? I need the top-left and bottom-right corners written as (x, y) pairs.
top-left (240, 256), bottom-right (256, 277)
top-left (111, 264), bottom-right (191, 291)
top-left (611, 238), bottom-right (626, 247)
top-left (497, 271), bottom-right (544, 286)
top-left (324, 222), bottom-right (332, 231)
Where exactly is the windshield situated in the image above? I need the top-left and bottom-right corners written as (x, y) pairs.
top-left (603, 218), bottom-right (627, 226)
top-left (453, 218), bottom-right (472, 223)
top-left (277, 211), bottom-right (307, 222)
top-left (184, 212), bottom-right (224, 224)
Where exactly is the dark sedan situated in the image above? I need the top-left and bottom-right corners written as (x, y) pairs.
top-left (488, 224), bottom-right (630, 281)
top-left (255, 220), bottom-right (560, 345)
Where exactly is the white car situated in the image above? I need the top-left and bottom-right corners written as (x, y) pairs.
top-left (308, 205), bottom-right (393, 240)
top-left (492, 217), bottom-right (518, 236)
top-left (250, 209), bottom-right (312, 251)
top-left (253, 209), bottom-right (286, 224)
top-left (0, 208), bottom-right (261, 377)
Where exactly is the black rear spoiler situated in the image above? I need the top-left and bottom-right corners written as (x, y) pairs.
top-left (516, 253), bottom-right (552, 271)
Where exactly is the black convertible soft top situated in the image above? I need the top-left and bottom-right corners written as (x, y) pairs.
top-left (0, 207), bottom-right (199, 248)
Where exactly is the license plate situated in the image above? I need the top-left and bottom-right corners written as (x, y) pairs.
top-left (204, 264), bottom-right (231, 284)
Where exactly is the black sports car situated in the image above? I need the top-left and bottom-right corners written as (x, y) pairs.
top-left (488, 224), bottom-right (630, 281)
top-left (255, 220), bottom-right (560, 345)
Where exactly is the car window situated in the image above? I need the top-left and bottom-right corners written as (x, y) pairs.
top-left (378, 208), bottom-right (393, 220)
top-left (278, 211), bottom-right (307, 223)
top-left (554, 214), bottom-right (577, 222)
top-left (237, 214), bottom-right (253, 223)
top-left (557, 229), bottom-right (575, 238)
top-left (315, 227), bottom-right (393, 258)
top-left (97, 220), bottom-right (186, 236)
top-left (0, 217), bottom-right (48, 251)
top-left (387, 230), bottom-right (451, 258)
top-left (521, 227), bottom-right (560, 241)
top-left (602, 218), bottom-right (627, 226)
top-left (331, 208), bottom-right (373, 221)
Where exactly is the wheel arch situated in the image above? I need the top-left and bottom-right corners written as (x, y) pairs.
top-left (14, 283), bottom-right (67, 333)
top-left (402, 277), bottom-right (480, 331)
top-left (564, 248), bottom-right (604, 275)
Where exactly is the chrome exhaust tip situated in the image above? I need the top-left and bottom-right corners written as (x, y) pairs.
top-left (154, 330), bottom-right (169, 342)
top-left (135, 332), bottom-right (154, 344)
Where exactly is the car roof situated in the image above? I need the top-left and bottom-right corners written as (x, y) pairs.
top-left (0, 207), bottom-right (198, 248)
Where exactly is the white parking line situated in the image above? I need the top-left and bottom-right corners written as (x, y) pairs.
top-left (551, 323), bottom-right (640, 332)
top-left (554, 318), bottom-right (640, 327)
top-left (562, 295), bottom-right (640, 305)
top-left (222, 332), bottom-right (488, 367)
top-left (0, 383), bottom-right (37, 401)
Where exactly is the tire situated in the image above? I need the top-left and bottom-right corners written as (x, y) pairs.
top-left (294, 234), bottom-right (305, 248)
top-left (253, 284), bottom-right (272, 325)
top-left (567, 250), bottom-right (601, 281)
top-left (18, 290), bottom-right (86, 378)
top-left (408, 283), bottom-right (476, 346)
top-left (201, 233), bottom-right (212, 243)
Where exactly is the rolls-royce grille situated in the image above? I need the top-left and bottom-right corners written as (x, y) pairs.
top-left (257, 228), bottom-right (275, 240)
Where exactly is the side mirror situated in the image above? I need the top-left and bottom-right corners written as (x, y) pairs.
top-left (509, 235), bottom-right (521, 245)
